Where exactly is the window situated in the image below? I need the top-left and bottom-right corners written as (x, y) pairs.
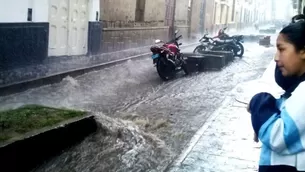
top-left (213, 2), bottom-right (217, 23)
top-left (220, 4), bottom-right (225, 23)
top-left (135, 0), bottom-right (146, 22)
top-left (231, 0), bottom-right (236, 22)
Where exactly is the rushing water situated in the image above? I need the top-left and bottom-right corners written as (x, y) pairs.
top-left (32, 113), bottom-right (173, 172)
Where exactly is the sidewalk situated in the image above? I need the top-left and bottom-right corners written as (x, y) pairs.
top-left (0, 42), bottom-right (199, 96)
top-left (168, 61), bottom-right (282, 172)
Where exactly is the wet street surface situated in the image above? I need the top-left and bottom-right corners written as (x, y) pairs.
top-left (170, 62), bottom-right (282, 172)
top-left (0, 43), bottom-right (275, 172)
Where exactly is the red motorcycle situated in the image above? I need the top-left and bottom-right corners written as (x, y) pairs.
top-left (150, 30), bottom-right (188, 81)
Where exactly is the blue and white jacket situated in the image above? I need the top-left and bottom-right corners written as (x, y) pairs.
top-left (250, 80), bottom-right (305, 171)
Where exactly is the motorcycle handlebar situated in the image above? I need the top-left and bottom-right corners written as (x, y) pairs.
top-left (176, 35), bottom-right (182, 40)
top-left (166, 35), bottom-right (182, 45)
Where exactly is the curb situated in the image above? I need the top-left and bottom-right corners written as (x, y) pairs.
top-left (0, 43), bottom-right (199, 97)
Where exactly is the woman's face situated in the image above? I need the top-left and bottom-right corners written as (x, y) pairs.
top-left (275, 33), bottom-right (305, 77)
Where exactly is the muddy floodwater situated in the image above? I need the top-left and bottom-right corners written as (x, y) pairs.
top-left (0, 43), bottom-right (275, 172)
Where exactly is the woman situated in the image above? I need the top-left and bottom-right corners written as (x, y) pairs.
top-left (248, 17), bottom-right (305, 172)
top-left (273, 14), bottom-right (305, 97)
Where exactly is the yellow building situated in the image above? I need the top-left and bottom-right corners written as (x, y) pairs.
top-left (212, 0), bottom-right (240, 31)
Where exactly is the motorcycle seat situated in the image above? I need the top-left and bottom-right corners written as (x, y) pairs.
top-left (215, 39), bottom-right (234, 43)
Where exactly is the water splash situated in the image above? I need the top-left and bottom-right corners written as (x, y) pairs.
top-left (33, 112), bottom-right (173, 172)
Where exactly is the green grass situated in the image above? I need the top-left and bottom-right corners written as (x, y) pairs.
top-left (0, 105), bottom-right (86, 143)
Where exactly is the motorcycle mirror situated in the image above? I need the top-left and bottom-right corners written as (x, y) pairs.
top-left (155, 39), bottom-right (162, 44)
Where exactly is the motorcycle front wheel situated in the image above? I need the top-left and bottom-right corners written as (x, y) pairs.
top-left (156, 58), bottom-right (176, 81)
top-left (235, 42), bottom-right (244, 57)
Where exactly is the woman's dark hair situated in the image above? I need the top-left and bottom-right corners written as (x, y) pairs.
top-left (280, 14), bottom-right (305, 51)
top-left (291, 14), bottom-right (305, 23)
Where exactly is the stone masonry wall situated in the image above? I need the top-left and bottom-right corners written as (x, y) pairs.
top-left (175, 0), bottom-right (189, 25)
top-left (101, 0), bottom-right (166, 23)
top-left (175, 0), bottom-right (190, 39)
top-left (100, 0), bottom-right (136, 21)
top-left (190, 0), bottom-right (203, 37)
top-left (205, 0), bottom-right (215, 32)
top-left (145, 0), bottom-right (166, 22)
top-left (100, 0), bottom-right (169, 53)
top-left (101, 27), bottom-right (169, 53)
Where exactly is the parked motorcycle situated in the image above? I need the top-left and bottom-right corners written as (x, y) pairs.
top-left (194, 27), bottom-right (244, 57)
top-left (216, 27), bottom-right (244, 57)
top-left (150, 30), bottom-right (188, 81)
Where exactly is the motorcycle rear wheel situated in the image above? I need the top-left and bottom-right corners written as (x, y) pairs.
top-left (156, 59), bottom-right (176, 81)
top-left (193, 45), bottom-right (207, 54)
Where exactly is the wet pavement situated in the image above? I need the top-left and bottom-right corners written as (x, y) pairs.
top-left (169, 61), bottom-right (283, 172)
top-left (0, 43), bottom-right (275, 172)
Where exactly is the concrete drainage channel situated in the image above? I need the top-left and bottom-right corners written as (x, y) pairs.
top-left (0, 114), bottom-right (97, 172)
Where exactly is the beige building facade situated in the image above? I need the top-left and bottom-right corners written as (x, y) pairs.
top-left (175, 0), bottom-right (191, 39)
top-left (99, 0), bottom-right (170, 53)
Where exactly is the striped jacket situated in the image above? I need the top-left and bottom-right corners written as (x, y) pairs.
top-left (250, 81), bottom-right (305, 171)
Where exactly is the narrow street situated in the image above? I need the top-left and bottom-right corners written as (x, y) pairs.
top-left (0, 43), bottom-right (274, 172)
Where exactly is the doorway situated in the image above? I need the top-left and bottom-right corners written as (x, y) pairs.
top-left (48, 0), bottom-right (89, 56)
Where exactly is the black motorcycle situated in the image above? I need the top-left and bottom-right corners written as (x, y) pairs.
top-left (194, 28), bottom-right (244, 57)
top-left (217, 27), bottom-right (244, 57)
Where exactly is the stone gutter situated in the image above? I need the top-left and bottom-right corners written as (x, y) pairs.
top-left (0, 114), bottom-right (97, 172)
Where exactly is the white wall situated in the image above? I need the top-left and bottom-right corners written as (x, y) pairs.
top-left (0, 0), bottom-right (99, 23)
top-left (32, 0), bottom-right (49, 22)
top-left (0, 0), bottom-right (29, 22)
top-left (0, 0), bottom-right (48, 22)
top-left (89, 0), bottom-right (100, 21)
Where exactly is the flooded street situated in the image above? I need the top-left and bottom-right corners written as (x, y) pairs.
top-left (0, 43), bottom-right (275, 172)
